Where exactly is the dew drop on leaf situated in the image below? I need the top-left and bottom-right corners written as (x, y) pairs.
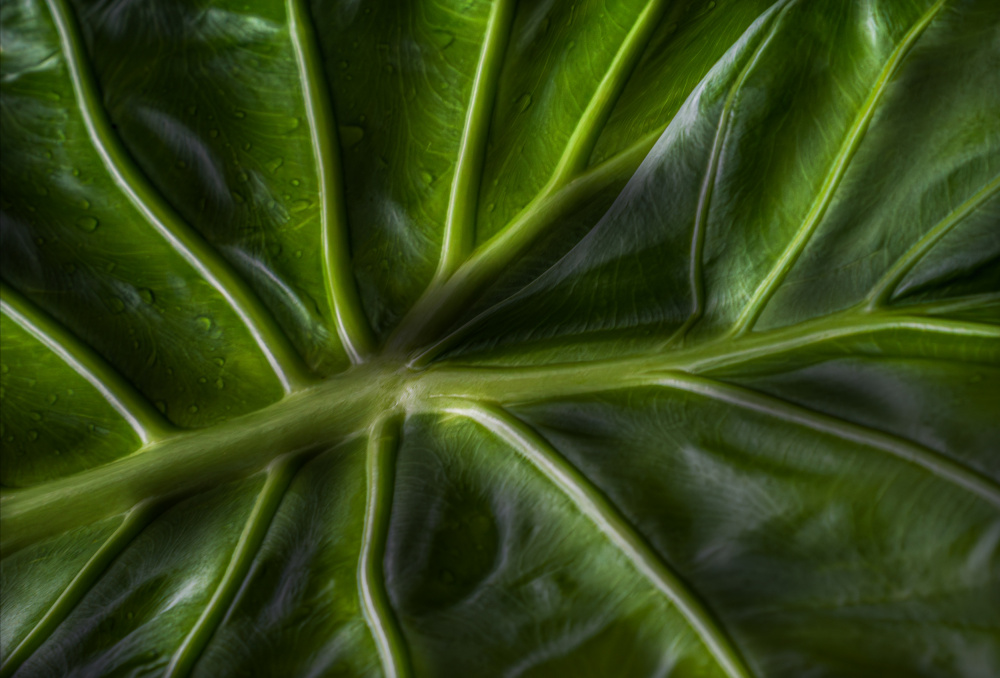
top-left (516, 94), bottom-right (532, 112)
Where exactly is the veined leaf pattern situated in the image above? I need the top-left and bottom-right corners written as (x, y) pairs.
top-left (1, 0), bottom-right (997, 676)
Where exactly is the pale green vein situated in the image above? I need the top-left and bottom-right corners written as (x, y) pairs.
top-left (437, 0), bottom-right (517, 280)
top-left (359, 416), bottom-right (410, 678)
top-left (391, 130), bottom-right (659, 355)
top-left (288, 0), bottom-right (374, 363)
top-left (44, 0), bottom-right (312, 392)
top-left (0, 283), bottom-right (174, 444)
top-left (670, 0), bottom-right (792, 346)
top-left (164, 456), bottom-right (297, 678)
top-left (731, 0), bottom-right (947, 336)
top-left (653, 372), bottom-right (1000, 509)
top-left (415, 311), bottom-right (1000, 404)
top-left (446, 400), bottom-right (754, 678)
top-left (867, 174), bottom-right (1000, 308)
top-left (547, 0), bottom-right (676, 185)
top-left (0, 499), bottom-right (159, 678)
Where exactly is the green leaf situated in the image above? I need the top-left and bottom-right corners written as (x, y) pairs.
top-left (2, 0), bottom-right (998, 676)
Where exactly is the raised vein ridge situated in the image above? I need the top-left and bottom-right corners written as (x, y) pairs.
top-left (437, 0), bottom-right (517, 280)
top-left (359, 416), bottom-right (411, 678)
top-left (164, 457), bottom-right (298, 678)
top-left (446, 400), bottom-right (754, 678)
top-left (0, 499), bottom-right (158, 678)
top-left (867, 173), bottom-right (1000, 308)
top-left (731, 0), bottom-right (948, 335)
top-left (672, 0), bottom-right (793, 346)
top-left (287, 0), bottom-right (374, 363)
top-left (44, 0), bottom-right (312, 392)
top-left (0, 282), bottom-right (173, 444)
top-left (654, 373), bottom-right (1000, 509)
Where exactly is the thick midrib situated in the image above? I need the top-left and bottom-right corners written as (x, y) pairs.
top-left (4, 307), bottom-right (996, 553)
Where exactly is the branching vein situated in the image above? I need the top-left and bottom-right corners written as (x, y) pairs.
top-left (731, 0), bottom-right (948, 335)
top-left (867, 173), bottom-right (1000, 308)
top-left (448, 400), bottom-right (754, 678)
top-left (0, 283), bottom-right (173, 444)
top-left (359, 416), bottom-right (410, 678)
top-left (652, 373), bottom-right (1000, 509)
top-left (164, 457), bottom-right (297, 678)
top-left (288, 0), bottom-right (374, 363)
top-left (0, 499), bottom-right (159, 678)
top-left (437, 0), bottom-right (517, 280)
top-left (45, 0), bottom-right (312, 391)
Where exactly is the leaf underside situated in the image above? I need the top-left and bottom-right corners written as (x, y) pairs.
top-left (1, 0), bottom-right (998, 677)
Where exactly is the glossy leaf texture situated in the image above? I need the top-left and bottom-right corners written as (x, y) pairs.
top-left (1, 0), bottom-right (998, 676)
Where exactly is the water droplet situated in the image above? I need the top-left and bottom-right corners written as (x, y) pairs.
top-left (339, 125), bottom-right (364, 148)
top-left (238, 172), bottom-right (249, 182)
top-left (420, 170), bottom-right (434, 184)
top-left (516, 94), bottom-right (532, 113)
top-left (242, 141), bottom-right (252, 151)
top-left (487, 202), bottom-right (496, 212)
top-left (290, 199), bottom-right (311, 212)
top-left (155, 401), bottom-right (167, 413)
top-left (233, 110), bottom-right (246, 119)
top-left (198, 376), bottom-right (207, 384)
top-left (231, 190), bottom-right (246, 203)
top-left (213, 357), bottom-right (226, 368)
top-left (188, 404), bottom-right (199, 414)
top-left (290, 178), bottom-right (301, 187)
top-left (282, 117), bottom-right (301, 134)
top-left (47, 393), bottom-right (58, 405)
top-left (265, 157), bottom-right (284, 174)
top-left (196, 316), bottom-right (213, 331)
top-left (127, 612), bottom-right (134, 620)
top-left (28, 430), bottom-right (39, 442)
top-left (71, 168), bottom-right (81, 177)
top-left (108, 297), bottom-right (125, 314)
top-left (76, 216), bottom-right (99, 232)
top-left (215, 378), bottom-right (224, 390)
top-left (138, 288), bottom-right (155, 304)
top-left (294, 250), bottom-right (303, 258)
top-left (30, 412), bottom-right (42, 421)
top-left (80, 199), bottom-right (91, 209)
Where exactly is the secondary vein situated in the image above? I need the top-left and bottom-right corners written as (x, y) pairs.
top-left (652, 373), bottom-right (1000, 509)
top-left (0, 499), bottom-right (159, 678)
top-left (164, 456), bottom-right (298, 678)
top-left (0, 283), bottom-right (174, 444)
top-left (45, 0), bottom-right (312, 392)
top-left (866, 173), bottom-right (1000, 308)
top-left (359, 416), bottom-right (411, 678)
top-left (447, 400), bottom-right (754, 678)
top-left (437, 0), bottom-right (517, 280)
top-left (730, 0), bottom-right (948, 336)
top-left (670, 0), bottom-right (794, 346)
top-left (288, 0), bottom-right (374, 363)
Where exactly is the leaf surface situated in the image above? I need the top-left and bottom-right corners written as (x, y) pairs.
top-left (2, 0), bottom-right (998, 677)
